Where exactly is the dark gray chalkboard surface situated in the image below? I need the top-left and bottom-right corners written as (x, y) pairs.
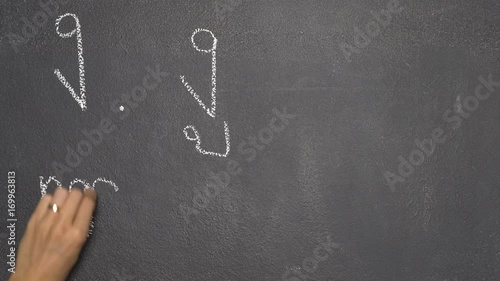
top-left (1, 0), bottom-right (500, 280)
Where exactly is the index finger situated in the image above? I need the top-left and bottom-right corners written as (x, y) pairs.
top-left (73, 187), bottom-right (97, 234)
top-left (32, 194), bottom-right (53, 222)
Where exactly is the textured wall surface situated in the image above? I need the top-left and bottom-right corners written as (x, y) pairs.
top-left (1, 0), bottom-right (500, 280)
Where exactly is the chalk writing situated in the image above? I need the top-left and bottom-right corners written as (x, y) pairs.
top-left (179, 28), bottom-right (218, 118)
top-left (54, 13), bottom-right (87, 111)
top-left (39, 176), bottom-right (118, 236)
top-left (40, 176), bottom-right (118, 195)
top-left (180, 28), bottom-right (231, 158)
top-left (183, 121), bottom-right (230, 157)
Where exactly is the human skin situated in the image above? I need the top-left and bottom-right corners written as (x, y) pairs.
top-left (9, 187), bottom-right (97, 281)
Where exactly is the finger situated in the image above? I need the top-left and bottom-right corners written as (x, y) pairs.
top-left (19, 195), bottom-right (51, 254)
top-left (74, 188), bottom-right (97, 234)
top-left (42, 187), bottom-right (69, 237)
top-left (31, 194), bottom-right (53, 222)
top-left (61, 188), bottom-right (84, 223)
top-left (27, 195), bottom-right (54, 247)
top-left (50, 186), bottom-right (69, 209)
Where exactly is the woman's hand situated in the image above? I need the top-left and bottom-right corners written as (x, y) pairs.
top-left (9, 187), bottom-right (97, 281)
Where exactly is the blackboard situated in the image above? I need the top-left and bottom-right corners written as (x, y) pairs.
top-left (1, 0), bottom-right (500, 280)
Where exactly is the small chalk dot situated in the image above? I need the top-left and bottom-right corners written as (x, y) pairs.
top-left (119, 106), bottom-right (125, 111)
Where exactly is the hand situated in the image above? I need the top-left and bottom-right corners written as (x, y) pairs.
top-left (9, 187), bottom-right (97, 281)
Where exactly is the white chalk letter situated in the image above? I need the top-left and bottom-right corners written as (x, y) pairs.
top-left (54, 13), bottom-right (87, 111)
top-left (183, 121), bottom-right (230, 158)
top-left (179, 28), bottom-right (218, 118)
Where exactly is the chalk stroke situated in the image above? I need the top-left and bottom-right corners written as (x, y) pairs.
top-left (68, 178), bottom-right (91, 189)
top-left (180, 29), bottom-right (230, 157)
top-left (91, 177), bottom-right (119, 191)
top-left (179, 28), bottom-right (218, 118)
top-left (54, 13), bottom-right (87, 111)
top-left (40, 176), bottom-right (119, 196)
top-left (183, 121), bottom-right (230, 157)
top-left (39, 176), bottom-right (118, 237)
top-left (39, 176), bottom-right (62, 197)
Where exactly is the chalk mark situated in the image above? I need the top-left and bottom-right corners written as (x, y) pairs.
top-left (183, 121), bottom-right (230, 157)
top-left (179, 28), bottom-right (218, 118)
top-left (54, 13), bottom-right (87, 111)
top-left (39, 176), bottom-right (118, 237)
